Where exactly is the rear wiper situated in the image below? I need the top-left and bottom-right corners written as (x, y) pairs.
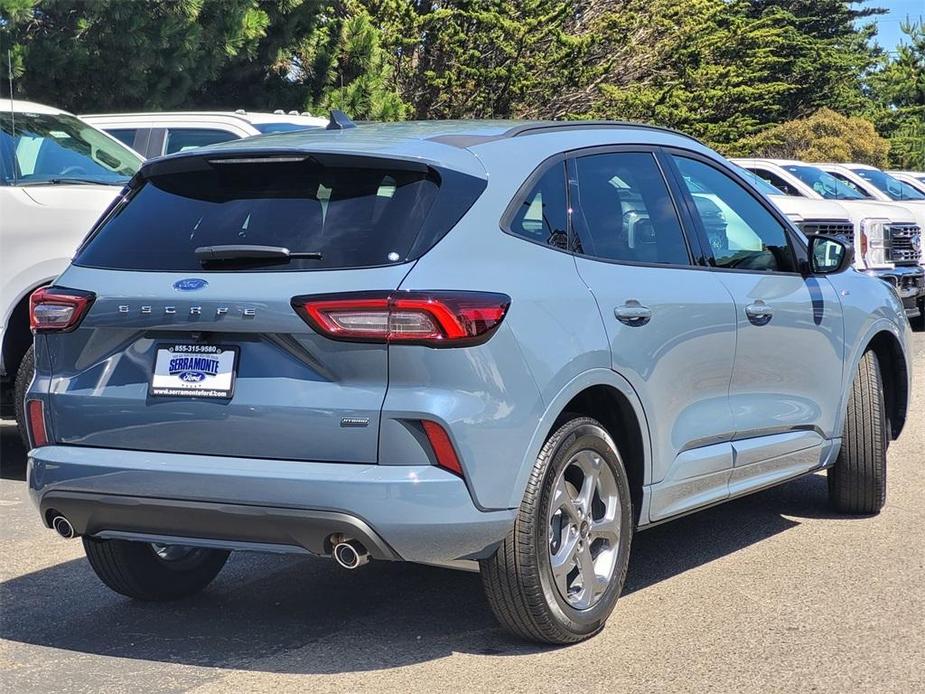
top-left (194, 245), bottom-right (323, 262)
top-left (17, 177), bottom-right (122, 187)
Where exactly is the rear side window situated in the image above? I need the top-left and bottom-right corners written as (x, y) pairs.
top-left (165, 128), bottom-right (240, 154)
top-left (572, 152), bottom-right (690, 265)
top-left (674, 156), bottom-right (796, 273)
top-left (76, 157), bottom-right (483, 272)
top-left (507, 163), bottom-right (568, 249)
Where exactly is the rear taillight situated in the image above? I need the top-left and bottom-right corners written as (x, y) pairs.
top-left (30, 287), bottom-right (95, 333)
top-left (292, 291), bottom-right (510, 347)
top-left (26, 399), bottom-right (48, 448)
top-left (421, 420), bottom-right (463, 476)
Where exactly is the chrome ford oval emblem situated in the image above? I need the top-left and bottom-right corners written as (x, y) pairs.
top-left (173, 278), bottom-right (208, 291)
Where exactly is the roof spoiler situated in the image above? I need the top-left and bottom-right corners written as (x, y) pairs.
top-left (326, 109), bottom-right (357, 131)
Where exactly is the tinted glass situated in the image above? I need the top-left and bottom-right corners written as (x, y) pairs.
top-left (748, 168), bottom-right (803, 197)
top-left (508, 163), bottom-right (568, 249)
top-left (733, 166), bottom-right (784, 196)
top-left (674, 157), bottom-right (796, 273)
top-left (253, 122), bottom-right (320, 134)
top-left (573, 152), bottom-right (689, 265)
top-left (76, 158), bottom-right (451, 272)
top-left (852, 168), bottom-right (925, 201)
top-left (165, 128), bottom-right (239, 154)
top-left (782, 164), bottom-right (867, 200)
top-left (0, 111), bottom-right (141, 185)
top-left (107, 129), bottom-right (138, 148)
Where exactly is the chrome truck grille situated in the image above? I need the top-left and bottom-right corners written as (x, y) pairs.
top-left (889, 224), bottom-right (922, 265)
top-left (799, 220), bottom-right (854, 243)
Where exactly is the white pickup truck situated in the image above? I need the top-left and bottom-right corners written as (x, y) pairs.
top-left (1, 99), bottom-right (142, 434)
top-left (733, 158), bottom-right (925, 322)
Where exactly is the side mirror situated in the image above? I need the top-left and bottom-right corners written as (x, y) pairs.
top-left (808, 234), bottom-right (854, 274)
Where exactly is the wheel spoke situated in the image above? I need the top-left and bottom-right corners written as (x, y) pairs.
top-left (589, 515), bottom-right (621, 547)
top-left (574, 451), bottom-right (601, 514)
top-left (576, 544), bottom-right (598, 604)
top-left (550, 532), bottom-right (579, 595)
top-left (551, 474), bottom-right (581, 523)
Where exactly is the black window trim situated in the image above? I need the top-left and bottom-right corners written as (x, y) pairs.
top-left (660, 147), bottom-right (809, 277)
top-left (566, 145), bottom-right (698, 268)
top-left (499, 145), bottom-right (706, 270)
top-left (499, 152), bottom-right (572, 255)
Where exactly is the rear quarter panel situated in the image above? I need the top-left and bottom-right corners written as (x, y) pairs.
top-left (391, 132), bottom-right (691, 510)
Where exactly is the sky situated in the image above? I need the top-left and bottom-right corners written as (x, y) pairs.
top-left (869, 0), bottom-right (923, 54)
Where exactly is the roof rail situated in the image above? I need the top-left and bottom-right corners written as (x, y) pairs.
top-left (327, 109), bottom-right (357, 131)
top-left (504, 120), bottom-right (704, 145)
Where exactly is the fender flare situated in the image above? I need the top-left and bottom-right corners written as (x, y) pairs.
top-left (506, 368), bottom-right (653, 509)
top-left (834, 316), bottom-right (907, 439)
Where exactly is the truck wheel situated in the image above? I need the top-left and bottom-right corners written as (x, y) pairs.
top-left (828, 350), bottom-right (887, 514)
top-left (14, 345), bottom-right (34, 449)
top-left (480, 416), bottom-right (633, 644)
top-left (83, 537), bottom-right (229, 601)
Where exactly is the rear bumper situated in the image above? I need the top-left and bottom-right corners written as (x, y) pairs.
top-left (28, 446), bottom-right (515, 564)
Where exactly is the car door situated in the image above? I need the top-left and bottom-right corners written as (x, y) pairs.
top-left (567, 149), bottom-right (739, 521)
top-left (667, 153), bottom-right (845, 494)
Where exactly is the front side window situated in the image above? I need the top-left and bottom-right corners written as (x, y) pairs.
top-left (0, 111), bottom-right (141, 186)
top-left (572, 152), bottom-right (690, 265)
top-left (733, 166), bottom-right (785, 196)
top-left (507, 163), bottom-right (568, 249)
top-left (852, 168), bottom-right (925, 201)
top-left (164, 128), bottom-right (240, 155)
top-left (674, 157), bottom-right (796, 273)
top-left (749, 168), bottom-right (803, 197)
top-left (783, 164), bottom-right (867, 200)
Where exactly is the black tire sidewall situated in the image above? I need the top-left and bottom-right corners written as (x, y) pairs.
top-left (533, 420), bottom-right (633, 633)
top-left (14, 344), bottom-right (34, 447)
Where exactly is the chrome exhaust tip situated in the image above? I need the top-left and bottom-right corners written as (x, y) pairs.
top-left (332, 540), bottom-right (369, 570)
top-left (51, 515), bottom-right (76, 539)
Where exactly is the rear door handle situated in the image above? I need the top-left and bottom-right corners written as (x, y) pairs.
top-left (614, 300), bottom-right (652, 326)
top-left (745, 300), bottom-right (773, 326)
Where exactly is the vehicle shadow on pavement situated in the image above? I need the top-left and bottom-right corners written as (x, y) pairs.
top-left (0, 420), bottom-right (851, 674)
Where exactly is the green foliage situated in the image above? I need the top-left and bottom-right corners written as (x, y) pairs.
top-left (739, 107), bottom-right (890, 166)
top-left (1, 0), bottom-right (919, 170)
top-left (866, 20), bottom-right (925, 169)
top-left (295, 1), bottom-right (408, 120)
top-left (1, 1), bottom-right (308, 112)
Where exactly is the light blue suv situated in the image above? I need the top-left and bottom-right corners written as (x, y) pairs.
top-left (25, 117), bottom-right (912, 644)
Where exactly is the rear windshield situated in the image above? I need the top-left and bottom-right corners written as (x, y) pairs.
top-left (75, 156), bottom-right (477, 271)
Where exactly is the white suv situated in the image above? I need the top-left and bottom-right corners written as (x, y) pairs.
top-left (81, 110), bottom-right (327, 159)
top-left (0, 99), bottom-right (142, 432)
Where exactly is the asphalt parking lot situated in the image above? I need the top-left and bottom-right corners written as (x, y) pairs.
top-left (1, 332), bottom-right (922, 694)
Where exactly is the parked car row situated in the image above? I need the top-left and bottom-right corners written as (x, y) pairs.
top-left (10, 104), bottom-right (913, 644)
top-left (81, 109), bottom-right (327, 158)
top-left (1, 100), bottom-right (325, 426)
top-left (734, 159), bottom-right (925, 322)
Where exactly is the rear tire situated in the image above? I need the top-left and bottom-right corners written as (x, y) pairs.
top-left (828, 350), bottom-right (887, 514)
top-left (480, 416), bottom-right (633, 644)
top-left (14, 345), bottom-right (34, 449)
top-left (83, 537), bottom-right (229, 601)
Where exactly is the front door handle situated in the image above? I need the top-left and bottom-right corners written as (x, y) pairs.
top-left (745, 300), bottom-right (773, 326)
top-left (615, 300), bottom-right (652, 326)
